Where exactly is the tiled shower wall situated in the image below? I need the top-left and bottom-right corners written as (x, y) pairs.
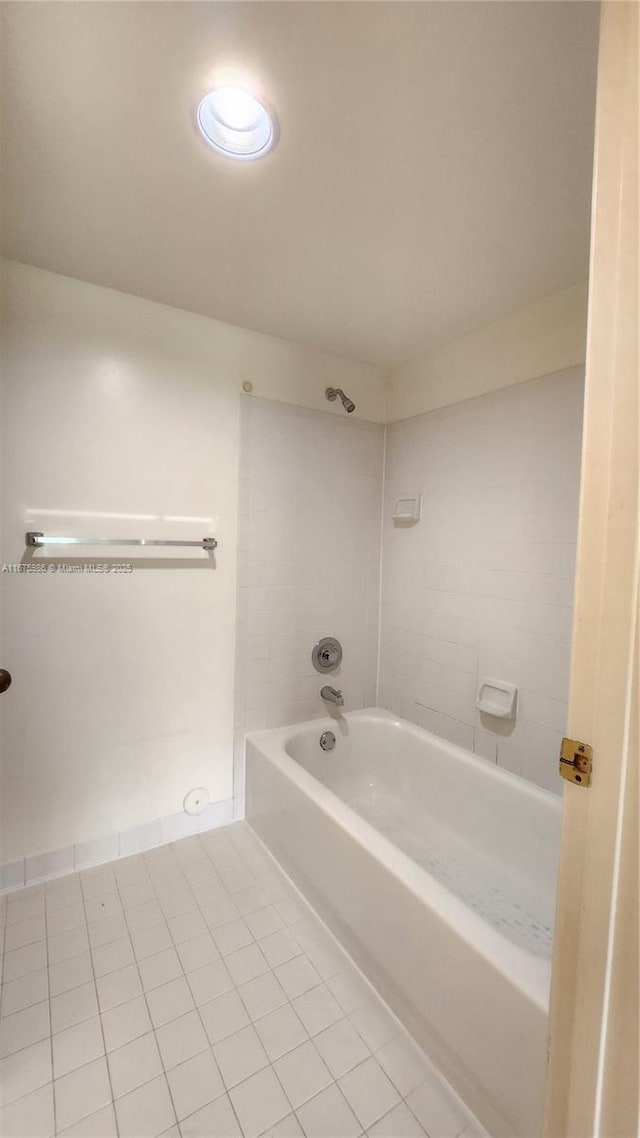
top-left (235, 369), bottom-right (583, 797)
top-left (378, 368), bottom-right (584, 792)
top-left (234, 397), bottom-right (384, 743)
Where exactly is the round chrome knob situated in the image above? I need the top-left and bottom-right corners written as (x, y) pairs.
top-left (0, 669), bottom-right (12, 693)
top-left (311, 637), bottom-right (343, 674)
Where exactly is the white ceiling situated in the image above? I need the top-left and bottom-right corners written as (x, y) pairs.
top-left (1, 2), bottom-right (599, 367)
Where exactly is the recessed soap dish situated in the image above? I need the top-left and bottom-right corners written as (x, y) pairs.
top-left (392, 494), bottom-right (421, 523)
top-left (475, 678), bottom-right (518, 719)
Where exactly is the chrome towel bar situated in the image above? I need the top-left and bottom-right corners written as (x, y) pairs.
top-left (26, 532), bottom-right (217, 551)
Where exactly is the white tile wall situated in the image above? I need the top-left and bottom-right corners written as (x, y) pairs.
top-left (379, 369), bottom-right (584, 792)
top-left (234, 397), bottom-right (384, 747)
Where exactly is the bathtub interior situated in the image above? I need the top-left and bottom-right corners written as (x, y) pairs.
top-left (283, 711), bottom-right (561, 959)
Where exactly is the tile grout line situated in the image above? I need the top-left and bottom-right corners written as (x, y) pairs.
top-left (78, 870), bottom-right (120, 1138)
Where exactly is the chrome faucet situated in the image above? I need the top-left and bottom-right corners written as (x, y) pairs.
top-left (321, 685), bottom-right (344, 707)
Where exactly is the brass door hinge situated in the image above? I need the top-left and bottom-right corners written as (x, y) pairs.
top-left (559, 737), bottom-right (593, 786)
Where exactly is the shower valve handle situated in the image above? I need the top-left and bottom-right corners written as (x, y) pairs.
top-left (0, 669), bottom-right (12, 693)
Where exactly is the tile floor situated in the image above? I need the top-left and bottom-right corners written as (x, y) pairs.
top-left (0, 823), bottom-right (486, 1138)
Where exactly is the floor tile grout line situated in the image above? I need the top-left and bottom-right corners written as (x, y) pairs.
top-left (43, 880), bottom-right (56, 1137)
top-left (75, 869), bottom-right (119, 1138)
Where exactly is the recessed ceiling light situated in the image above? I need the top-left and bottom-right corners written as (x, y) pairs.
top-left (196, 86), bottom-right (276, 161)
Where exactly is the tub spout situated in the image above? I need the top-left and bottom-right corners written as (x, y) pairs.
top-left (321, 685), bottom-right (344, 707)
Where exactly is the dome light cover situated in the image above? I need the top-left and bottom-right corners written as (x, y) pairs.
top-left (196, 86), bottom-right (276, 161)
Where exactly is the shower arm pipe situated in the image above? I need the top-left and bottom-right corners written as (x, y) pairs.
top-left (25, 532), bottom-right (217, 551)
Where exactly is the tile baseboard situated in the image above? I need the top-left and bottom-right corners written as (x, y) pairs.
top-left (0, 797), bottom-right (235, 894)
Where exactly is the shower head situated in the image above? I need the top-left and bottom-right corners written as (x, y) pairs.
top-left (325, 387), bottom-right (356, 414)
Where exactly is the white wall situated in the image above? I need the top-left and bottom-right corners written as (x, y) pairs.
top-left (234, 396), bottom-right (383, 742)
top-left (379, 368), bottom-right (584, 792)
top-left (0, 260), bottom-right (386, 867)
top-left (388, 282), bottom-right (587, 421)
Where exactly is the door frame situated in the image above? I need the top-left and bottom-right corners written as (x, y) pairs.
top-left (544, 2), bottom-right (639, 1135)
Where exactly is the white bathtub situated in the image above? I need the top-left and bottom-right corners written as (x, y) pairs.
top-left (246, 708), bottom-right (561, 1138)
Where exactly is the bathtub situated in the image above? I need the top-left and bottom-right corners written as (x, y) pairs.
top-left (245, 708), bottom-right (561, 1138)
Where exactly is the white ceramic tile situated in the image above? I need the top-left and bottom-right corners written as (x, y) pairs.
top-left (254, 1004), bottom-right (308, 1062)
top-left (51, 981), bottom-right (98, 1034)
top-left (376, 1036), bottom-right (432, 1098)
top-left (274, 1040), bottom-right (332, 1109)
top-left (4, 914), bottom-right (46, 950)
top-left (126, 899), bottom-right (164, 932)
top-left (6, 893), bottom-right (44, 925)
top-left (131, 921), bottom-right (173, 960)
top-left (46, 927), bottom-right (89, 966)
top-left (180, 1093), bottom-right (242, 1137)
top-left (115, 1073), bottom-right (176, 1137)
top-left (349, 999), bottom-right (397, 1051)
top-left (186, 960), bottom-right (234, 1006)
top-left (49, 952), bottom-right (93, 997)
top-left (85, 892), bottom-right (123, 924)
top-left (101, 995), bottom-right (153, 1052)
top-left (167, 909), bottom-right (207, 945)
top-left (139, 946), bottom-right (182, 992)
top-left (0, 1038), bottom-right (52, 1107)
top-left (326, 971), bottom-right (369, 1014)
top-left (91, 935), bottom-right (135, 978)
top-left (176, 933), bottom-right (220, 974)
top-left (406, 1078), bottom-right (471, 1138)
top-left (81, 867), bottom-right (117, 900)
top-left (213, 1023), bottom-right (269, 1089)
top-left (201, 896), bottom-right (240, 930)
top-left (275, 955), bottom-right (322, 999)
top-left (0, 1082), bottom-right (54, 1138)
top-left (313, 1017), bottom-right (370, 1078)
top-left (238, 971), bottom-right (288, 1020)
top-left (0, 861), bottom-right (25, 894)
top-left (233, 886), bottom-right (268, 916)
top-left (2, 940), bottom-right (47, 983)
top-left (88, 914), bottom-right (128, 949)
top-left (368, 1101), bottom-right (428, 1137)
top-left (166, 1049), bottom-right (225, 1121)
top-left (96, 964), bottom-right (142, 1011)
top-left (224, 943), bottom-right (270, 986)
top-left (57, 1104), bottom-right (118, 1138)
top-left (119, 822), bottom-right (163, 860)
top-left (26, 847), bottom-right (75, 885)
top-left (146, 976), bottom-right (195, 1029)
top-left (228, 1066), bottom-right (290, 1138)
top-left (263, 1113), bottom-right (305, 1138)
top-left (296, 1083), bottom-right (361, 1138)
top-left (52, 1015), bottom-right (105, 1079)
top-left (54, 1055), bottom-right (111, 1131)
top-left (46, 877), bottom-right (82, 912)
top-left (1, 966), bottom-right (49, 1015)
top-left (74, 835), bottom-right (120, 872)
top-left (119, 879), bottom-right (156, 910)
top-left (244, 906), bottom-right (285, 940)
top-left (0, 1001), bottom-right (50, 1059)
top-left (108, 1031), bottom-right (163, 1098)
top-left (156, 886), bottom-right (194, 919)
top-left (46, 904), bottom-right (85, 938)
top-left (293, 984), bottom-right (342, 1036)
top-left (260, 929), bottom-right (301, 968)
top-left (156, 1010), bottom-right (209, 1069)
top-left (339, 1057), bottom-right (400, 1130)
top-left (212, 918), bottom-right (254, 956)
top-left (199, 990), bottom-right (250, 1046)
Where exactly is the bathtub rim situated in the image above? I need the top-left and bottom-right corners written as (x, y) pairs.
top-left (246, 706), bottom-right (561, 1012)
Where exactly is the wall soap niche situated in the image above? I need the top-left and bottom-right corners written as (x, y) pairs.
top-left (475, 678), bottom-right (518, 719)
top-left (392, 493), bottom-right (422, 523)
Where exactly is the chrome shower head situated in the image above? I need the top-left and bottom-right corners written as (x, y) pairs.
top-left (325, 387), bottom-right (356, 414)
